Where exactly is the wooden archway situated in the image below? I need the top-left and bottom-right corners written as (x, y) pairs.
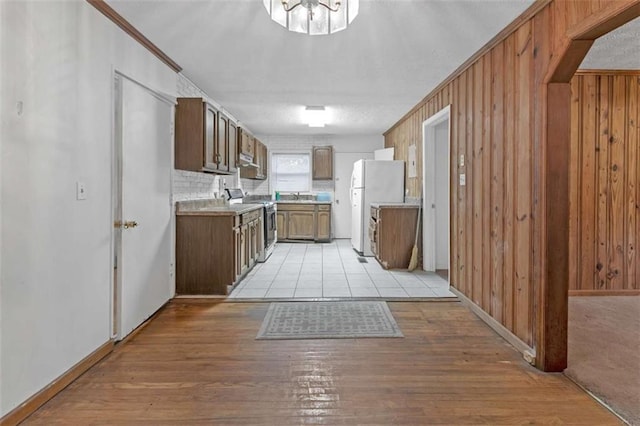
top-left (538, 2), bottom-right (640, 371)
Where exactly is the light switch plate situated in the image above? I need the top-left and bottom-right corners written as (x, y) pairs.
top-left (76, 181), bottom-right (87, 200)
top-left (459, 174), bottom-right (466, 186)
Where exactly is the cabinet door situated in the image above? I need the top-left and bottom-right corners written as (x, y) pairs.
top-left (240, 224), bottom-right (248, 274)
top-left (228, 121), bottom-right (237, 173)
top-left (204, 104), bottom-right (217, 170)
top-left (261, 143), bottom-right (268, 178)
top-left (312, 146), bottom-right (333, 180)
top-left (288, 211), bottom-right (316, 240)
top-left (316, 211), bottom-right (331, 241)
top-left (217, 113), bottom-right (228, 172)
top-left (234, 227), bottom-right (241, 279)
top-left (256, 215), bottom-right (264, 256)
top-left (276, 211), bottom-right (287, 241)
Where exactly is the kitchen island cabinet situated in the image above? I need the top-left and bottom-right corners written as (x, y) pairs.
top-left (176, 202), bottom-right (263, 295)
top-left (276, 201), bottom-right (331, 242)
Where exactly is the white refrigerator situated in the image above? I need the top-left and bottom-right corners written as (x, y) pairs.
top-left (350, 160), bottom-right (405, 256)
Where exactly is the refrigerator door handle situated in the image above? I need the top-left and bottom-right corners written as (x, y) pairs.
top-left (349, 169), bottom-right (355, 204)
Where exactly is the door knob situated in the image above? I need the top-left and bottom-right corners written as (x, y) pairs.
top-left (123, 221), bottom-right (138, 229)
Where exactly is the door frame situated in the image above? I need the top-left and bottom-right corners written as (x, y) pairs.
top-left (422, 105), bottom-right (451, 274)
top-left (111, 69), bottom-right (176, 340)
top-left (538, 2), bottom-right (640, 371)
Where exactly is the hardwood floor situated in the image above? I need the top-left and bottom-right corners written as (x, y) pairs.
top-left (24, 301), bottom-right (619, 425)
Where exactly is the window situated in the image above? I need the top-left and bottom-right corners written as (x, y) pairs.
top-left (270, 152), bottom-right (311, 192)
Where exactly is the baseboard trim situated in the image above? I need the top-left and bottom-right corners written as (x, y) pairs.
top-left (569, 289), bottom-right (640, 297)
top-left (0, 340), bottom-right (114, 426)
top-left (449, 287), bottom-right (537, 364)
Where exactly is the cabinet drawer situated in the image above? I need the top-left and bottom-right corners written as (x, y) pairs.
top-left (277, 204), bottom-right (316, 212)
top-left (318, 204), bottom-right (331, 211)
top-left (241, 210), bottom-right (261, 224)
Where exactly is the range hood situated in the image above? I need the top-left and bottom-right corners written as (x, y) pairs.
top-left (238, 152), bottom-right (258, 168)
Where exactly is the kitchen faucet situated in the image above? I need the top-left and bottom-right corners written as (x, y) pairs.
top-left (294, 192), bottom-right (300, 200)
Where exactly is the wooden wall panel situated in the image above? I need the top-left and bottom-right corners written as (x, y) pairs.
top-left (569, 73), bottom-right (640, 292)
top-left (384, 0), bottom-right (640, 353)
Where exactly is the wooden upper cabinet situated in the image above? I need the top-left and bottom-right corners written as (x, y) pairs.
top-left (238, 128), bottom-right (255, 163)
top-left (228, 120), bottom-right (238, 173)
top-left (312, 146), bottom-right (333, 180)
top-left (217, 112), bottom-right (229, 172)
top-left (175, 98), bottom-right (214, 172)
top-left (175, 97), bottom-right (234, 175)
top-left (240, 138), bottom-right (268, 180)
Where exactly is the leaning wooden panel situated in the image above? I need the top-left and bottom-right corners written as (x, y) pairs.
top-left (596, 77), bottom-right (611, 290)
top-left (465, 70), bottom-right (475, 304)
top-left (503, 32), bottom-right (516, 334)
top-left (482, 54), bottom-right (493, 315)
top-left (580, 75), bottom-right (598, 291)
top-left (609, 75), bottom-right (627, 290)
top-left (514, 22), bottom-right (534, 345)
top-left (457, 74), bottom-right (468, 296)
top-left (473, 61), bottom-right (484, 307)
top-left (569, 76), bottom-right (581, 291)
top-left (450, 78), bottom-right (460, 289)
top-left (490, 43), bottom-right (505, 324)
top-left (627, 76), bottom-right (638, 290)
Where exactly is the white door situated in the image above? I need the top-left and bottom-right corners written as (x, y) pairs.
top-left (113, 74), bottom-right (173, 340)
top-left (334, 152), bottom-right (373, 238)
top-left (422, 105), bottom-right (451, 275)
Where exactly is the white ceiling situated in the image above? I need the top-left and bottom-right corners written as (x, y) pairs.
top-left (107, 0), bottom-right (535, 136)
top-left (580, 16), bottom-right (640, 70)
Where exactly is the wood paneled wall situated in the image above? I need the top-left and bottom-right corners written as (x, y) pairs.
top-left (569, 72), bottom-right (640, 293)
top-left (384, 0), bottom-right (640, 354)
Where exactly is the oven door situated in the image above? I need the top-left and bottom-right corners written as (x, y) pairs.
top-left (265, 208), bottom-right (276, 247)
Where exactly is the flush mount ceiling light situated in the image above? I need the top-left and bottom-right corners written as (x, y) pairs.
top-left (303, 106), bottom-right (327, 127)
top-left (262, 0), bottom-right (359, 35)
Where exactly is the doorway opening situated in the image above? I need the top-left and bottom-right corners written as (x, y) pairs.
top-left (545, 9), bottom-right (639, 424)
top-left (422, 105), bottom-right (451, 282)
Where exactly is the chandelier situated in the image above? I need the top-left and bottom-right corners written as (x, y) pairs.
top-left (262, 0), bottom-right (359, 35)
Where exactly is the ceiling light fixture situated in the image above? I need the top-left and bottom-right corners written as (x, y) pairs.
top-left (303, 106), bottom-right (327, 127)
top-left (262, 0), bottom-right (359, 35)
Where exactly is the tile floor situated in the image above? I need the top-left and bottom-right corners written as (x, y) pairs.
top-left (228, 239), bottom-right (456, 300)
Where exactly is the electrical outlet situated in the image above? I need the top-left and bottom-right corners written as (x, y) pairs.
top-left (76, 181), bottom-right (87, 200)
top-left (459, 174), bottom-right (466, 186)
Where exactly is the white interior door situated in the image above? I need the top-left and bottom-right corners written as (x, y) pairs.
top-left (422, 106), bottom-right (451, 275)
top-left (114, 74), bottom-right (173, 340)
top-left (334, 152), bottom-right (373, 239)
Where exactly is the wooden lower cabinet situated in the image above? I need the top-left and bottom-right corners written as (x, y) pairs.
top-left (370, 205), bottom-right (420, 270)
top-left (288, 211), bottom-right (316, 239)
top-left (276, 203), bottom-right (331, 242)
top-left (316, 206), bottom-right (331, 242)
top-left (176, 208), bottom-right (262, 295)
top-left (276, 211), bottom-right (288, 240)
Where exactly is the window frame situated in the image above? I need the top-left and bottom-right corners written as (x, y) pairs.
top-left (269, 150), bottom-right (313, 194)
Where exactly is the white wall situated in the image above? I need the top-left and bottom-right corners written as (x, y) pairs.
top-left (0, 1), bottom-right (176, 416)
top-left (242, 134), bottom-right (383, 196)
